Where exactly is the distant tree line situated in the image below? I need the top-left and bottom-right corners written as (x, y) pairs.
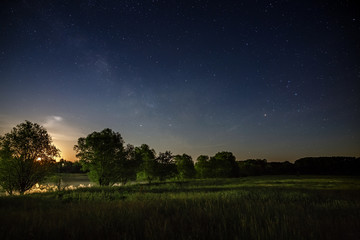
top-left (55, 159), bottom-right (84, 173)
top-left (1, 121), bottom-right (359, 194)
top-left (57, 156), bottom-right (360, 178)
top-left (237, 157), bottom-right (360, 176)
top-left (294, 157), bottom-right (360, 175)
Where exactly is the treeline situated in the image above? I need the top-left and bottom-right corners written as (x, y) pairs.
top-left (237, 157), bottom-right (360, 176)
top-left (56, 159), bottom-right (84, 173)
top-left (294, 157), bottom-right (360, 175)
top-left (58, 156), bottom-right (360, 177)
top-left (1, 121), bottom-right (359, 194)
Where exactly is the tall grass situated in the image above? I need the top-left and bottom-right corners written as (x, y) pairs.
top-left (1, 176), bottom-right (359, 239)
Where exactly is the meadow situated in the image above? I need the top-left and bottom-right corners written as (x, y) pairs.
top-left (1, 175), bottom-right (360, 240)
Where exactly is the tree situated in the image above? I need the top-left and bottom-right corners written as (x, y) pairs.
top-left (209, 152), bottom-right (238, 178)
top-left (74, 128), bottom-right (135, 186)
top-left (135, 144), bottom-right (157, 184)
top-left (118, 144), bottom-right (140, 185)
top-left (238, 159), bottom-right (267, 176)
top-left (56, 159), bottom-right (85, 173)
top-left (294, 157), bottom-right (360, 175)
top-left (175, 154), bottom-right (196, 179)
top-left (265, 161), bottom-right (295, 175)
top-left (0, 121), bottom-right (59, 195)
top-left (156, 151), bottom-right (177, 181)
top-left (195, 155), bottom-right (211, 178)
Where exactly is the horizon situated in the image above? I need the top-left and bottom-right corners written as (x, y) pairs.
top-left (1, 1), bottom-right (359, 162)
top-left (0, 119), bottom-right (359, 163)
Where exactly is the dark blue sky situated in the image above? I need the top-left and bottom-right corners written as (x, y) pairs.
top-left (1, 0), bottom-right (359, 162)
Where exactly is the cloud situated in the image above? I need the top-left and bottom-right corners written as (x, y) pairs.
top-left (227, 125), bottom-right (239, 132)
top-left (41, 115), bottom-right (86, 160)
top-left (53, 116), bottom-right (63, 121)
top-left (43, 115), bottom-right (63, 128)
top-left (42, 115), bottom-right (82, 142)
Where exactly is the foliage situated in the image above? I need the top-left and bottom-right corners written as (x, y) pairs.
top-left (266, 161), bottom-right (295, 175)
top-left (118, 144), bottom-right (140, 184)
top-left (135, 144), bottom-right (157, 183)
top-left (238, 159), bottom-right (268, 176)
top-left (174, 154), bottom-right (196, 179)
top-left (209, 151), bottom-right (239, 178)
top-left (236, 157), bottom-right (360, 177)
top-left (135, 146), bottom-right (177, 183)
top-left (74, 128), bottom-right (137, 186)
top-left (195, 155), bottom-right (212, 178)
top-left (295, 157), bottom-right (360, 175)
top-left (195, 152), bottom-right (238, 178)
top-left (56, 159), bottom-right (85, 173)
top-left (0, 121), bottom-right (59, 194)
top-left (155, 151), bottom-right (177, 181)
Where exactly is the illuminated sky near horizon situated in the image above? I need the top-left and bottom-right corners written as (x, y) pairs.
top-left (1, 0), bottom-right (359, 162)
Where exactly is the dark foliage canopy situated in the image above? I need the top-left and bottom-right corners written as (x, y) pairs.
top-left (0, 121), bottom-right (59, 194)
top-left (74, 128), bottom-right (137, 186)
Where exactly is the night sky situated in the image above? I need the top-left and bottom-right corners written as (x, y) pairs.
top-left (1, 0), bottom-right (359, 162)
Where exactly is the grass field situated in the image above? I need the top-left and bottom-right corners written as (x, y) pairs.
top-left (1, 175), bottom-right (360, 239)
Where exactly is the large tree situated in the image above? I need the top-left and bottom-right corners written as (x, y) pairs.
top-left (118, 144), bottom-right (140, 185)
top-left (209, 151), bottom-right (239, 178)
top-left (74, 128), bottom-right (135, 186)
top-left (135, 144), bottom-right (157, 184)
top-left (175, 154), bottom-right (196, 179)
top-left (0, 121), bottom-right (59, 195)
top-left (194, 155), bottom-right (211, 178)
top-left (156, 151), bottom-right (177, 181)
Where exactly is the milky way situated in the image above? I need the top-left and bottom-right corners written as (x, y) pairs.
top-left (1, 1), bottom-right (359, 161)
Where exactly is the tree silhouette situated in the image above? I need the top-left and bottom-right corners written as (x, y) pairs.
top-left (135, 144), bottom-right (157, 184)
top-left (175, 154), bottom-right (196, 179)
top-left (210, 151), bottom-right (239, 178)
top-left (156, 151), bottom-right (177, 181)
top-left (295, 157), bottom-right (360, 175)
top-left (74, 128), bottom-right (135, 186)
top-left (195, 155), bottom-right (211, 178)
top-left (238, 159), bottom-right (267, 176)
top-left (0, 121), bottom-right (59, 194)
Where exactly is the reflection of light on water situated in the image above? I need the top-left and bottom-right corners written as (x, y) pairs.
top-left (1, 180), bottom-right (135, 195)
top-left (27, 183), bottom-right (94, 194)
